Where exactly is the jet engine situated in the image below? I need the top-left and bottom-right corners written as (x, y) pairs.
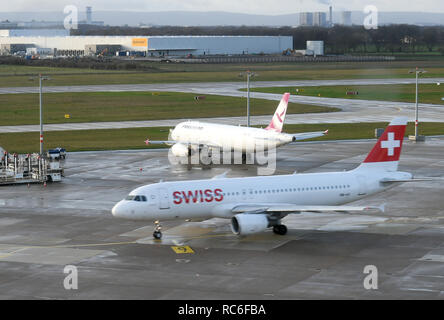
top-left (230, 214), bottom-right (269, 236)
top-left (171, 143), bottom-right (193, 157)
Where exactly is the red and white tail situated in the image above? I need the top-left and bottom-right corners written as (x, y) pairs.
top-left (356, 117), bottom-right (408, 172)
top-left (265, 93), bottom-right (290, 133)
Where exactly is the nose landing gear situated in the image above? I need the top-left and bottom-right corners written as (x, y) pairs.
top-left (153, 221), bottom-right (162, 240)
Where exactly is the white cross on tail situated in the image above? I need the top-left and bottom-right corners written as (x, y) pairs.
top-left (381, 132), bottom-right (400, 156)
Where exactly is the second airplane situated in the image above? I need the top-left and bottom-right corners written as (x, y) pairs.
top-left (145, 93), bottom-right (328, 158)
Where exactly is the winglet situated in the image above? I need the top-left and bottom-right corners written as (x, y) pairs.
top-left (364, 204), bottom-right (385, 213)
top-left (212, 170), bottom-right (231, 179)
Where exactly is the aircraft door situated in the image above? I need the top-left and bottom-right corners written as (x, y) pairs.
top-left (158, 188), bottom-right (170, 210)
top-left (356, 175), bottom-right (368, 196)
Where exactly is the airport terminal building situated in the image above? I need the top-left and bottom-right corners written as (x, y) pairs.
top-left (0, 30), bottom-right (293, 57)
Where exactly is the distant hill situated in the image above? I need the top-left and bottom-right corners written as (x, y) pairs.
top-left (0, 10), bottom-right (443, 27)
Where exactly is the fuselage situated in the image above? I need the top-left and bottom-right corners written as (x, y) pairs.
top-left (171, 121), bottom-right (294, 152)
top-left (112, 168), bottom-right (412, 222)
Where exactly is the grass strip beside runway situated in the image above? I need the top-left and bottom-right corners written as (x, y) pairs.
top-left (0, 91), bottom-right (338, 126)
top-left (249, 83), bottom-right (444, 105)
top-left (1, 61), bottom-right (444, 87)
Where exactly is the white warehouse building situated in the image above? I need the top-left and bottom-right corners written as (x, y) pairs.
top-left (0, 34), bottom-right (293, 57)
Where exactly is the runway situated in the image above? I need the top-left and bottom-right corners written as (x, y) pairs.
top-left (1, 78), bottom-right (444, 133)
top-left (0, 140), bottom-right (443, 299)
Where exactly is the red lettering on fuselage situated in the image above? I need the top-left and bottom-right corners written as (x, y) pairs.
top-left (214, 188), bottom-right (223, 202)
top-left (173, 191), bottom-right (182, 204)
top-left (172, 189), bottom-right (224, 205)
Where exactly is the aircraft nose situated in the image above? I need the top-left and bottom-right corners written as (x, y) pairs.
top-left (112, 201), bottom-right (125, 218)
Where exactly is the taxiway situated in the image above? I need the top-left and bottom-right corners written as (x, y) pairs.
top-left (0, 139), bottom-right (443, 299)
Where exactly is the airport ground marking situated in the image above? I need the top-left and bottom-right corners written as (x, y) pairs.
top-left (0, 247), bottom-right (31, 260)
top-left (0, 234), bottom-right (234, 260)
top-left (171, 246), bottom-right (195, 254)
top-left (0, 241), bottom-right (139, 260)
top-left (49, 241), bottom-right (139, 249)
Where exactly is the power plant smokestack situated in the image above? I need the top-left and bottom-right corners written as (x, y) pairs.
top-left (86, 6), bottom-right (92, 24)
top-left (329, 6), bottom-right (333, 26)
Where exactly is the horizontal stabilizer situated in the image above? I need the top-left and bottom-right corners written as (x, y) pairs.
top-left (292, 130), bottom-right (328, 141)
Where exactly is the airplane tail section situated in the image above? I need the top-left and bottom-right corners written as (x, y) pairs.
top-left (356, 117), bottom-right (408, 172)
top-left (265, 93), bottom-right (290, 133)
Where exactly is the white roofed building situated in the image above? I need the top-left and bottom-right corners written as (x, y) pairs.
top-left (0, 34), bottom-right (293, 57)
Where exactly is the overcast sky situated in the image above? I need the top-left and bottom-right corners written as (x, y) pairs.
top-left (3, 0), bottom-right (444, 14)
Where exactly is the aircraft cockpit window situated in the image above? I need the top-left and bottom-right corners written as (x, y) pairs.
top-left (126, 195), bottom-right (148, 202)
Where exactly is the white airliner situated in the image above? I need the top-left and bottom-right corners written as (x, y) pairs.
top-left (145, 93), bottom-right (328, 158)
top-left (113, 117), bottom-right (429, 239)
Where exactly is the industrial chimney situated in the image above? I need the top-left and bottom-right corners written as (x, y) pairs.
top-left (86, 6), bottom-right (92, 24)
top-left (329, 6), bottom-right (333, 27)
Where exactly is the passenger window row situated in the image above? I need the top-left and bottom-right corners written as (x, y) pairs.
top-left (222, 184), bottom-right (352, 198)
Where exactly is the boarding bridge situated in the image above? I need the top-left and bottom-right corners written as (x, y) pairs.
top-left (0, 151), bottom-right (64, 185)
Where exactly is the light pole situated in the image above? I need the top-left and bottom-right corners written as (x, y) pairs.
top-left (408, 67), bottom-right (426, 142)
top-left (239, 71), bottom-right (257, 127)
top-left (31, 74), bottom-right (51, 154)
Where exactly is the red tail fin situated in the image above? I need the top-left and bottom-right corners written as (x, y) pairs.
top-left (357, 117), bottom-right (408, 171)
top-left (265, 93), bottom-right (290, 133)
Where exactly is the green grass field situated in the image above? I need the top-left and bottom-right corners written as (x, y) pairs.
top-left (1, 60), bottom-right (444, 87)
top-left (0, 127), bottom-right (171, 153)
top-left (0, 91), bottom-right (338, 126)
top-left (249, 83), bottom-right (444, 105)
top-left (1, 122), bottom-right (443, 154)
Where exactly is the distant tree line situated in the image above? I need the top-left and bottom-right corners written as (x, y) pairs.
top-left (73, 24), bottom-right (444, 54)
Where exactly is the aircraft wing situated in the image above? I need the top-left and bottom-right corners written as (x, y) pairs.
top-left (232, 204), bottom-right (384, 214)
top-left (291, 130), bottom-right (328, 141)
top-left (380, 177), bottom-right (444, 183)
top-left (145, 140), bottom-right (176, 146)
top-left (145, 139), bottom-right (222, 149)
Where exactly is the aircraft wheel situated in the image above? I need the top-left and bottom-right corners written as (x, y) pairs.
top-left (273, 225), bottom-right (288, 236)
top-left (153, 221), bottom-right (162, 240)
top-left (153, 231), bottom-right (162, 240)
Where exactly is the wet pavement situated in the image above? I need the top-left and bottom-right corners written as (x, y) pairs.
top-left (0, 139), bottom-right (443, 299)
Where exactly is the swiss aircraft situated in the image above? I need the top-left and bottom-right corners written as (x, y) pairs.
top-left (113, 117), bottom-right (431, 239)
top-left (145, 93), bottom-right (328, 158)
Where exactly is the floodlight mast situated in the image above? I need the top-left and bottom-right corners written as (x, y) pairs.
top-left (239, 71), bottom-right (257, 127)
top-left (409, 67), bottom-right (427, 141)
top-left (32, 74), bottom-right (50, 155)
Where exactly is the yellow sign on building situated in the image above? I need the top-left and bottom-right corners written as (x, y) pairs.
top-left (132, 38), bottom-right (148, 47)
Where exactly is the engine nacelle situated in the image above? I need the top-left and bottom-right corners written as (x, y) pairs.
top-left (231, 214), bottom-right (269, 236)
top-left (171, 143), bottom-right (193, 157)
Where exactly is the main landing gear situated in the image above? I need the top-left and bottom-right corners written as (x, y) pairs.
top-left (153, 220), bottom-right (162, 240)
top-left (273, 224), bottom-right (288, 236)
